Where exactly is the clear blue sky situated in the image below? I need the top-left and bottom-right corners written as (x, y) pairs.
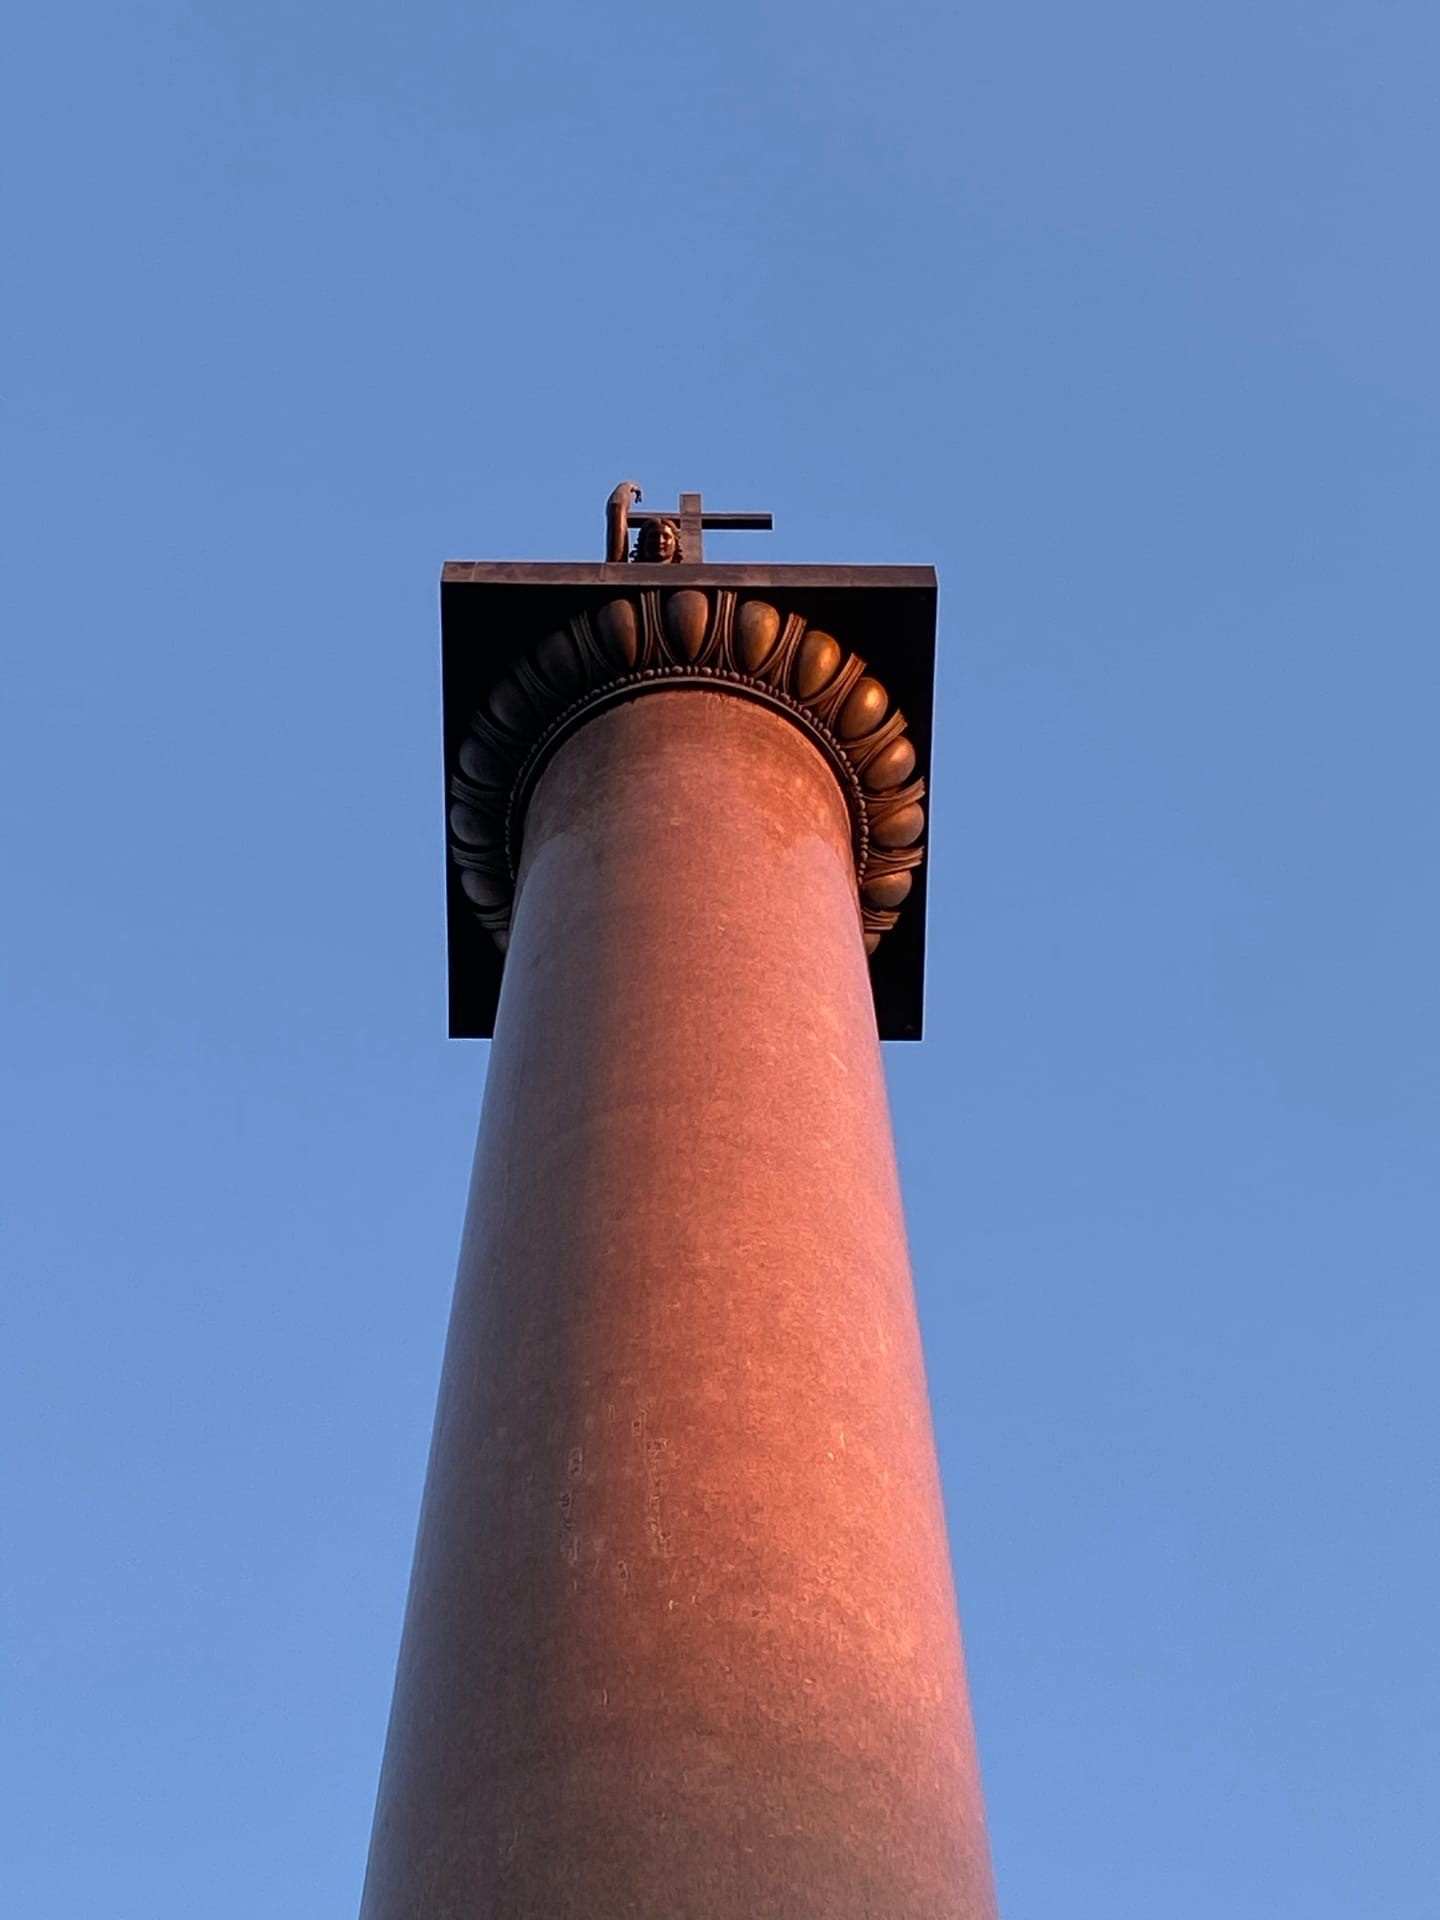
top-left (3, 4), bottom-right (1437, 1915)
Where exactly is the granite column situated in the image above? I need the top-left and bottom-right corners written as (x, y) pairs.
top-left (361, 684), bottom-right (995, 1918)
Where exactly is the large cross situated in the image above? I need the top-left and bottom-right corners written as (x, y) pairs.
top-left (628, 491), bottom-right (772, 563)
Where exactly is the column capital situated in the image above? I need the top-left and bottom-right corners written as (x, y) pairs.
top-left (441, 564), bottom-right (937, 1040)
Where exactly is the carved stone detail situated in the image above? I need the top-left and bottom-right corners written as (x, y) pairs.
top-left (448, 591), bottom-right (926, 960)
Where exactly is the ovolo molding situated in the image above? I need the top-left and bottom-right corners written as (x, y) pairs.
top-left (447, 587), bottom-right (926, 958)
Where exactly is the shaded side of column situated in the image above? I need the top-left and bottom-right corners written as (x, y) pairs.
top-left (361, 691), bottom-right (996, 1920)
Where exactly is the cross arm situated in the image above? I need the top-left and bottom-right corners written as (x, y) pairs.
top-left (626, 510), bottom-right (774, 529)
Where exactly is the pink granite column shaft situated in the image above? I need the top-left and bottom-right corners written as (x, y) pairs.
top-left (361, 690), bottom-right (996, 1919)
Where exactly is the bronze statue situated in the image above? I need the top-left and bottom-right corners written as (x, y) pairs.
top-left (634, 516), bottom-right (683, 563)
top-left (607, 483), bottom-right (772, 563)
top-left (606, 481), bottom-right (642, 564)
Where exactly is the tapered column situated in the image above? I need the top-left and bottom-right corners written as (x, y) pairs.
top-left (362, 690), bottom-right (995, 1918)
